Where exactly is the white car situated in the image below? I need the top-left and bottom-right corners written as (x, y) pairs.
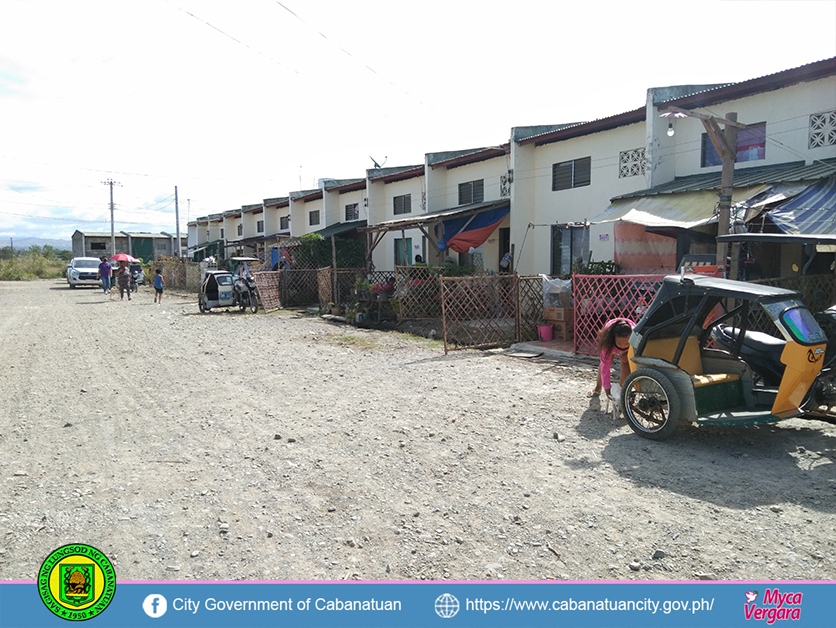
top-left (67, 257), bottom-right (103, 288)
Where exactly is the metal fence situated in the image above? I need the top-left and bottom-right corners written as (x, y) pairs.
top-left (572, 274), bottom-right (666, 356)
top-left (747, 274), bottom-right (836, 337)
top-left (572, 273), bottom-right (836, 354)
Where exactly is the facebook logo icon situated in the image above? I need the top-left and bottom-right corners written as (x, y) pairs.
top-left (142, 594), bottom-right (168, 618)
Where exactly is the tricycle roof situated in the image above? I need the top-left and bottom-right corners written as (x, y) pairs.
top-left (657, 274), bottom-right (800, 301)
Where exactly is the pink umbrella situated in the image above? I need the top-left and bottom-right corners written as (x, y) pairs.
top-left (110, 253), bottom-right (139, 263)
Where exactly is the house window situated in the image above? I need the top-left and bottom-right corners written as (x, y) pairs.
top-left (309, 210), bottom-right (320, 226)
top-left (220, 228), bottom-right (224, 238)
top-left (395, 237), bottom-right (412, 266)
top-left (237, 224), bottom-right (243, 236)
top-left (91, 242), bottom-right (106, 250)
top-left (552, 157), bottom-right (591, 191)
top-left (280, 216), bottom-right (290, 230)
top-left (393, 194), bottom-right (411, 215)
top-left (345, 203), bottom-right (359, 221)
top-left (458, 179), bottom-right (484, 205)
top-left (701, 122), bottom-right (766, 167)
top-left (810, 110), bottom-right (836, 148)
top-left (619, 148), bottom-right (645, 178)
top-left (257, 220), bottom-right (264, 233)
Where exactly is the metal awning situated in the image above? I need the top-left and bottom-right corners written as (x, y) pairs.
top-left (311, 220), bottom-right (367, 238)
top-left (592, 188), bottom-right (766, 228)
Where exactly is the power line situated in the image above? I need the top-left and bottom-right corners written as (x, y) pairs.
top-left (272, 0), bottom-right (439, 116)
top-left (169, 0), bottom-right (299, 75)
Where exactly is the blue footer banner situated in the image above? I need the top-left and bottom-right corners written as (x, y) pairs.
top-left (1, 580), bottom-right (833, 628)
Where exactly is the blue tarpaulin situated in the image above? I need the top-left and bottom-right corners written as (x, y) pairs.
top-left (769, 175), bottom-right (836, 234)
top-left (434, 205), bottom-right (509, 252)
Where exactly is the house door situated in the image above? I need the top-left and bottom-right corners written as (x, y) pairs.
top-left (395, 238), bottom-right (412, 266)
top-left (551, 225), bottom-right (587, 276)
top-left (498, 227), bottom-right (510, 270)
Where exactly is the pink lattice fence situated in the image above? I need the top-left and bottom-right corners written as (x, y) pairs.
top-left (573, 274), bottom-right (666, 356)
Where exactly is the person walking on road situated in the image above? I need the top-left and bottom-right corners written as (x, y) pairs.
top-left (153, 268), bottom-right (164, 304)
top-left (97, 256), bottom-right (112, 294)
top-left (115, 260), bottom-right (132, 301)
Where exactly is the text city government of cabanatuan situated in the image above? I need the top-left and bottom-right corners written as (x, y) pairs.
top-left (172, 597), bottom-right (402, 613)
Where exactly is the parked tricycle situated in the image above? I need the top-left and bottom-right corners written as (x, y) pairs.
top-left (620, 274), bottom-right (835, 440)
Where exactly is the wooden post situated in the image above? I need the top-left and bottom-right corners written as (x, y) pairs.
top-left (331, 235), bottom-right (338, 304)
top-left (716, 113), bottom-right (738, 275)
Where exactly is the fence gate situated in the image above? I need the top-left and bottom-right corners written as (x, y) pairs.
top-left (440, 274), bottom-right (518, 353)
top-left (252, 271), bottom-right (282, 312)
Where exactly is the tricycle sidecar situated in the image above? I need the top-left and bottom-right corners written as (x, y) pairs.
top-left (198, 270), bottom-right (236, 313)
top-left (621, 274), bottom-right (829, 440)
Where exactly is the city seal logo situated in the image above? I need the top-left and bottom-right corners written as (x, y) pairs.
top-left (38, 544), bottom-right (116, 621)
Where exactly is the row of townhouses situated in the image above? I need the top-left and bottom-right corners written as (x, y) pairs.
top-left (187, 57), bottom-right (836, 278)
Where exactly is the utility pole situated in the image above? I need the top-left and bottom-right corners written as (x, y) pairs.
top-left (102, 179), bottom-right (121, 256)
top-left (712, 113), bottom-right (739, 273)
top-left (659, 107), bottom-right (746, 276)
top-left (174, 186), bottom-right (181, 257)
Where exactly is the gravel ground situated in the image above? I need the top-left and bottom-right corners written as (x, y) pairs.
top-left (1, 279), bottom-right (835, 582)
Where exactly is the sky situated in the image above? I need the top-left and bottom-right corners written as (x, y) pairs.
top-left (1, 0), bottom-right (835, 244)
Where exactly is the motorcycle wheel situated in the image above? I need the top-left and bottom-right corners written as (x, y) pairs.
top-left (248, 289), bottom-right (258, 314)
top-left (621, 368), bottom-right (681, 440)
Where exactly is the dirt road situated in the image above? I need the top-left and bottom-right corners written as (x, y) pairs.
top-left (1, 279), bottom-right (834, 582)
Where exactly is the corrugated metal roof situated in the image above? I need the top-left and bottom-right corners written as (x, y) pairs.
top-left (427, 145), bottom-right (509, 169)
top-left (322, 178), bottom-right (365, 193)
top-left (517, 57), bottom-right (836, 148)
top-left (290, 189), bottom-right (322, 202)
top-left (311, 220), bottom-right (367, 238)
top-left (516, 109), bottom-right (646, 146)
top-left (656, 57), bottom-right (836, 110)
top-left (613, 159), bottom-right (836, 200)
top-left (367, 165), bottom-right (423, 183)
top-left (263, 196), bottom-right (289, 206)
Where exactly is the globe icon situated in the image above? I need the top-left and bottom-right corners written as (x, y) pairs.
top-left (435, 593), bottom-right (460, 618)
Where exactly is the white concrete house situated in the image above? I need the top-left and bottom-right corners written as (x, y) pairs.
top-left (424, 145), bottom-right (512, 272)
top-left (365, 165), bottom-right (425, 270)
top-left (510, 57), bottom-right (836, 276)
top-left (263, 197), bottom-right (291, 238)
top-left (288, 188), bottom-right (324, 237)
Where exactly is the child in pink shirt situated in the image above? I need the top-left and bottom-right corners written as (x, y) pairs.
top-left (589, 317), bottom-right (635, 400)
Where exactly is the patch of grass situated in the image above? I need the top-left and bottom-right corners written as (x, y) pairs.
top-left (327, 333), bottom-right (379, 350)
top-left (0, 257), bottom-right (67, 280)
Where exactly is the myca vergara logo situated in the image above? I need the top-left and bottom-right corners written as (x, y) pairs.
top-left (38, 543), bottom-right (116, 621)
top-left (744, 588), bottom-right (802, 624)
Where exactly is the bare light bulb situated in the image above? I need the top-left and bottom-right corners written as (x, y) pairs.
top-left (667, 122), bottom-right (675, 137)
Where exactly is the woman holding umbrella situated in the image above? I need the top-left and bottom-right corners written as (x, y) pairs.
top-left (115, 259), bottom-right (132, 301)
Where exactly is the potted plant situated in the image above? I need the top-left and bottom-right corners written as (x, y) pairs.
top-left (353, 276), bottom-right (372, 301)
top-left (329, 302), bottom-right (343, 316)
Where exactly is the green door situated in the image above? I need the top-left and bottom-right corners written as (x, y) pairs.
top-left (395, 238), bottom-right (412, 266)
top-left (132, 238), bottom-right (154, 261)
